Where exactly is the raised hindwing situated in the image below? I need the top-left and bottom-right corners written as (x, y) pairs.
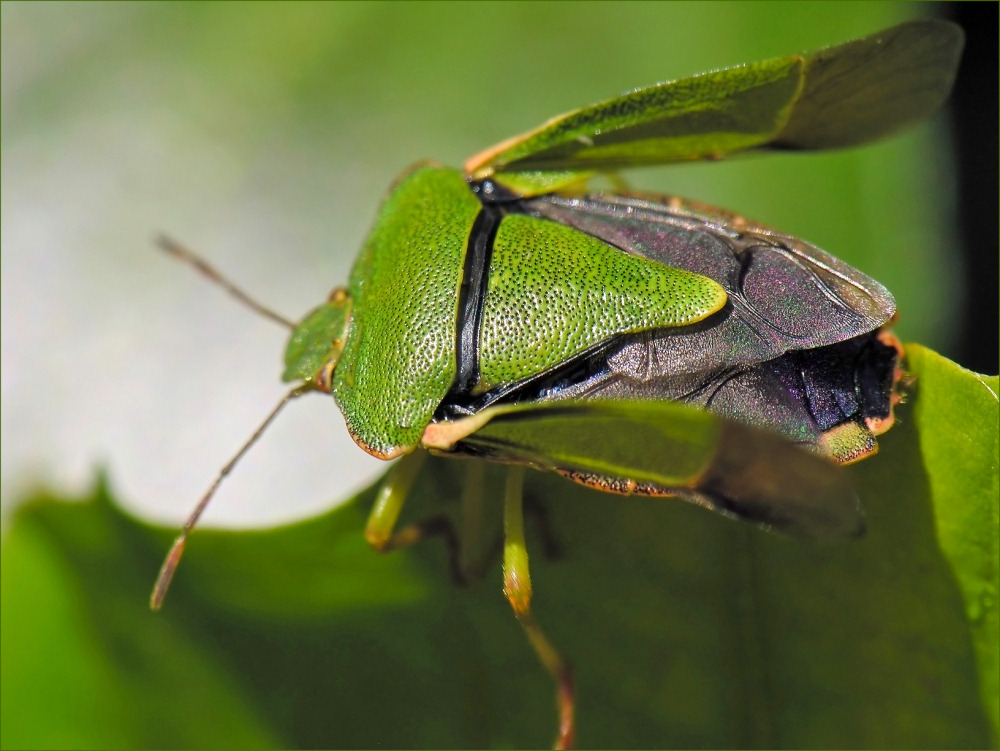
top-left (426, 399), bottom-right (865, 539)
top-left (465, 20), bottom-right (963, 197)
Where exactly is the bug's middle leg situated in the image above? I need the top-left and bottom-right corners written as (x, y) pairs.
top-left (364, 450), bottom-right (465, 584)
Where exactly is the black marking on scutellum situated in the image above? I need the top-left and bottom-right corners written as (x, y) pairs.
top-left (449, 204), bottom-right (501, 401)
top-left (469, 178), bottom-right (522, 205)
top-left (438, 188), bottom-right (623, 421)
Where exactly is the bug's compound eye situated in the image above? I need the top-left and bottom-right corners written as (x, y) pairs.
top-left (328, 287), bottom-right (349, 305)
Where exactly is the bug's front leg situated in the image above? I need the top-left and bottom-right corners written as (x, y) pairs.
top-left (503, 466), bottom-right (575, 750)
top-left (364, 450), bottom-right (465, 584)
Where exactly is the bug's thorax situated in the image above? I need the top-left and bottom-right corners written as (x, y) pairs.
top-left (330, 164), bottom-right (728, 460)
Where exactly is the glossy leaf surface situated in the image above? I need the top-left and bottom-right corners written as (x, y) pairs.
top-left (906, 344), bottom-right (1000, 735)
top-left (2, 347), bottom-right (996, 749)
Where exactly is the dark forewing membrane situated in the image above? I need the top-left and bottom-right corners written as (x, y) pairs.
top-left (775, 19), bottom-right (964, 149)
top-left (492, 191), bottom-right (899, 455)
top-left (523, 192), bottom-right (895, 374)
top-left (694, 418), bottom-right (865, 537)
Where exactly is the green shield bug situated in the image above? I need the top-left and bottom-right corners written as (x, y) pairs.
top-left (151, 20), bottom-right (963, 748)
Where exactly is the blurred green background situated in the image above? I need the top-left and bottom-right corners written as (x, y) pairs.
top-left (2, 2), bottom-right (996, 749)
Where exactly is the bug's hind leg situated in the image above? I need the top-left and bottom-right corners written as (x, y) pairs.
top-left (503, 466), bottom-right (575, 750)
top-left (456, 461), bottom-right (508, 581)
top-left (524, 491), bottom-right (563, 561)
top-left (364, 450), bottom-right (465, 584)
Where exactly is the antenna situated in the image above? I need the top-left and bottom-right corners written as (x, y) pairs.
top-left (155, 234), bottom-right (296, 330)
top-left (150, 383), bottom-right (313, 611)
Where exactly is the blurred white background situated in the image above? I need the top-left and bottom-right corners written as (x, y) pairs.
top-left (2, 3), bottom-right (390, 527)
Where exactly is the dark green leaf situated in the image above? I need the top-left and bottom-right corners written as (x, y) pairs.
top-left (905, 344), bottom-right (999, 738)
top-left (2, 346), bottom-right (996, 748)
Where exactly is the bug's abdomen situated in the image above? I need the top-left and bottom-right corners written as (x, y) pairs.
top-left (510, 190), bottom-right (901, 462)
top-left (691, 331), bottom-right (901, 463)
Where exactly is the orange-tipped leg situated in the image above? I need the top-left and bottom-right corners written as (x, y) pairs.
top-left (364, 450), bottom-right (465, 584)
top-left (503, 467), bottom-right (575, 749)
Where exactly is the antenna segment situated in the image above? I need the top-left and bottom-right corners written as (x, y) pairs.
top-left (150, 383), bottom-right (312, 610)
top-left (155, 234), bottom-right (296, 329)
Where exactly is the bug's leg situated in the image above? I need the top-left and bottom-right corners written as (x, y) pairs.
top-left (524, 492), bottom-right (562, 561)
top-left (364, 450), bottom-right (465, 584)
top-left (503, 467), bottom-right (575, 750)
top-left (459, 462), bottom-right (517, 581)
top-left (458, 461), bottom-right (493, 579)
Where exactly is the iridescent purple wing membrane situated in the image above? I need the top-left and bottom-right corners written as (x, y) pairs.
top-left (522, 193), bottom-right (901, 464)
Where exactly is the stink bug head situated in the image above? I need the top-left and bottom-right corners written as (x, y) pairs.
top-left (282, 288), bottom-right (353, 391)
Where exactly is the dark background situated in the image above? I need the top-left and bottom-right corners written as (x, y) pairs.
top-left (941, 1), bottom-right (998, 374)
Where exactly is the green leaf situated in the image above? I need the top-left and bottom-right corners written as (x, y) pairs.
top-left (2, 345), bottom-right (996, 749)
top-left (904, 344), bottom-right (1000, 738)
